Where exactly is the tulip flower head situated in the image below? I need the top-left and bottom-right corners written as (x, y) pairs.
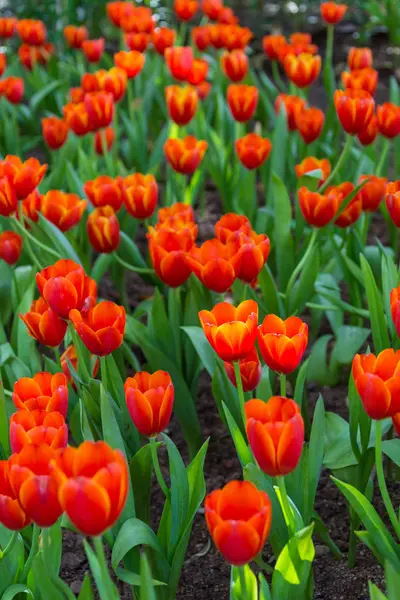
top-left (353, 349), bottom-right (400, 419)
top-left (87, 206), bottom-right (120, 254)
top-left (0, 155), bottom-right (47, 200)
top-left (95, 127), bottom-right (115, 155)
top-left (114, 50), bottom-right (145, 79)
top-left (152, 28), bottom-right (176, 55)
top-left (298, 186), bottom-right (341, 227)
top-left (257, 315), bottom-right (308, 374)
top-left (215, 212), bottom-right (252, 243)
top-left (320, 2), bottom-right (348, 24)
top-left (64, 25), bottom-right (88, 49)
top-left (275, 94), bottom-right (306, 131)
top-left (165, 46), bottom-right (194, 81)
top-left (125, 370), bottom-right (174, 436)
top-left (42, 116), bottom-right (69, 150)
top-left (124, 32), bottom-right (150, 52)
top-left (358, 175), bottom-right (387, 212)
top-left (20, 297), bottom-right (68, 347)
top-left (148, 228), bottom-right (193, 287)
top-left (334, 89), bottom-right (375, 135)
top-left (69, 301), bottom-right (126, 356)
top-left (164, 136), bottom-right (208, 175)
top-left (227, 84), bottom-right (258, 122)
top-left (226, 230), bottom-right (271, 283)
top-left (235, 133), bottom-right (272, 170)
top-left (10, 409), bottom-right (68, 454)
top-left (192, 26), bottom-right (211, 51)
top-left (385, 181), bottom-right (400, 227)
top-left (40, 190), bottom-right (87, 232)
top-left (391, 286), bottom-right (400, 339)
top-left (341, 68), bottom-right (378, 96)
top-left (224, 348), bottom-right (262, 392)
top-left (17, 19), bottom-right (47, 45)
top-left (0, 461), bottom-right (31, 530)
top-left (377, 103), bottom-right (400, 139)
top-left (174, 0), bottom-right (198, 21)
top-left (263, 34), bottom-right (286, 60)
top-left (84, 175), bottom-right (125, 212)
top-left (295, 157), bottom-right (331, 182)
top-left (165, 85), bottom-right (198, 125)
top-left (12, 372), bottom-right (69, 417)
top-left (357, 114), bottom-right (379, 146)
top-left (0, 231), bottom-right (22, 265)
top-left (348, 47), bottom-right (373, 71)
top-left (283, 52), bottom-right (321, 88)
top-left (0, 77), bottom-right (24, 105)
top-left (0, 17), bottom-right (17, 39)
top-left (295, 107), bottom-right (325, 143)
top-left (82, 38), bottom-right (105, 63)
top-left (221, 50), bottom-right (249, 82)
top-left (188, 239), bottom-right (237, 293)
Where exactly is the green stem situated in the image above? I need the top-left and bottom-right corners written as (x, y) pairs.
top-left (91, 536), bottom-right (118, 599)
top-left (254, 555), bottom-right (274, 574)
top-left (348, 514), bottom-right (358, 568)
top-left (113, 253), bottom-right (154, 274)
top-left (272, 60), bottom-right (286, 92)
top-left (11, 267), bottom-right (21, 308)
top-left (0, 530), bottom-right (18, 559)
top-left (376, 138), bottom-right (390, 177)
top-left (20, 524), bottom-right (40, 582)
top-left (277, 476), bottom-right (296, 537)
top-left (100, 128), bottom-right (115, 177)
top-left (233, 360), bottom-right (246, 430)
top-left (375, 420), bottom-right (400, 540)
top-left (53, 346), bottom-right (61, 366)
top-left (149, 436), bottom-right (170, 498)
top-left (12, 213), bottom-right (59, 261)
top-left (280, 373), bottom-right (287, 397)
top-left (319, 135), bottom-right (353, 193)
top-left (239, 566), bottom-right (248, 599)
top-left (285, 228), bottom-right (318, 303)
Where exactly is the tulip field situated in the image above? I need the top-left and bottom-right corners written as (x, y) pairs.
top-left (1, 0), bottom-right (400, 598)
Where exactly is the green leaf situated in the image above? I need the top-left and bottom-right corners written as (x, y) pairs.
top-left (271, 174), bottom-right (294, 290)
top-left (258, 265), bottom-right (283, 317)
top-left (323, 412), bottom-right (357, 470)
top-left (30, 80), bottom-right (63, 112)
top-left (0, 525), bottom-right (25, 596)
top-left (381, 439), bottom-right (400, 467)
top-left (306, 396), bottom-right (325, 523)
top-left (331, 325), bottom-right (370, 365)
top-left (360, 254), bottom-right (390, 353)
top-left (222, 402), bottom-right (253, 467)
top-left (77, 574), bottom-right (94, 599)
top-left (130, 443), bottom-right (155, 524)
top-left (385, 559), bottom-right (400, 600)
top-left (1, 585), bottom-right (34, 599)
top-left (259, 574), bottom-right (273, 600)
top-left (140, 554), bottom-right (157, 600)
top-left (256, 365), bottom-right (273, 401)
top-left (182, 326), bottom-right (216, 377)
top-left (272, 524), bottom-right (315, 600)
top-left (37, 214), bottom-right (82, 265)
top-left (289, 244), bottom-right (320, 314)
top-left (294, 360), bottom-right (308, 410)
top-left (149, 289), bottom-right (174, 357)
top-left (231, 564), bottom-right (258, 600)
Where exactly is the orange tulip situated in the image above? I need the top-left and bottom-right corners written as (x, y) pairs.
top-left (246, 396), bottom-right (304, 476)
top-left (0, 17), bottom-right (17, 39)
top-left (64, 25), bottom-right (88, 49)
top-left (199, 300), bottom-right (258, 362)
top-left (257, 315), bottom-right (308, 374)
top-left (0, 155), bottom-right (47, 200)
top-left (0, 231), bottom-right (22, 265)
top-left (63, 102), bottom-right (92, 136)
top-left (84, 175), bottom-right (125, 212)
top-left (175, 0), bottom-right (198, 21)
top-left (152, 27), bottom-right (176, 55)
top-left (187, 58), bottom-right (208, 86)
top-left (227, 84), bottom-right (258, 122)
top-left (20, 297), bottom-right (68, 347)
top-left (82, 38), bottom-right (105, 63)
top-left (348, 47), bottom-right (373, 71)
top-left (221, 50), bottom-right (248, 82)
top-left (125, 371), bottom-right (174, 436)
top-left (224, 347), bottom-right (262, 392)
top-left (357, 114), bottom-right (379, 146)
top-left (358, 175), bottom-right (387, 212)
top-left (277, 42), bottom-right (319, 64)
top-left (0, 52), bottom-right (6, 77)
top-left (262, 34), bottom-right (286, 60)
top-left (235, 133), bottom-right (272, 170)
top-left (0, 461), bottom-right (30, 530)
top-left (386, 181), bottom-right (400, 227)
top-left (196, 80), bottom-right (212, 101)
top-left (20, 189), bottom-right (41, 225)
top-left (165, 46), bottom-right (194, 81)
top-left (209, 24), bottom-right (226, 49)
top-left (295, 106), bottom-right (325, 143)
top-left (87, 206), bottom-right (120, 254)
top-left (102, 67), bottom-right (127, 102)
top-left (40, 190), bottom-right (87, 232)
top-left (321, 2), bottom-right (348, 24)
top-left (121, 6), bottom-right (154, 34)
top-left (391, 286), bottom-right (400, 338)
top-left (95, 127), bottom-right (115, 155)
top-left (0, 176), bottom-right (17, 216)
top-left (192, 26), bottom-right (211, 51)
top-left (165, 85), bottom-right (198, 125)
top-left (124, 32), bottom-right (150, 52)
top-left (275, 93), bottom-right (306, 131)
top-left (0, 77), bottom-right (24, 104)
top-left (114, 50), bottom-right (145, 79)
top-left (107, 1), bottom-right (134, 27)
top-left (154, 215), bottom-right (198, 241)
top-left (8, 444), bottom-right (63, 527)
top-left (222, 25), bottom-right (253, 51)
top-left (123, 173), bottom-right (158, 219)
top-left (12, 372), bottom-right (68, 416)
top-left (84, 92), bottom-right (114, 130)
top-left (227, 231), bottom-right (271, 283)
top-left (291, 33), bottom-right (312, 45)
top-left (81, 71), bottom-right (104, 93)
top-left (69, 301), bottom-right (126, 356)
top-left (164, 136), bottom-right (208, 174)
top-left (295, 157), bottom-right (331, 181)
top-left (202, 0), bottom-right (223, 19)
top-left (341, 68), bottom-right (378, 96)
top-left (10, 409), bottom-right (68, 454)
top-left (284, 52), bottom-right (321, 88)
top-left (353, 349), bottom-right (400, 419)
top-left (328, 182), bottom-right (361, 227)
top-left (218, 7), bottom-right (238, 24)
top-left (188, 239), bottom-right (237, 293)
top-left (148, 228), bottom-right (193, 287)
top-left (61, 344), bottom-right (99, 386)
top-left (42, 116), bottom-right (69, 150)
top-left (377, 103), bottom-right (400, 139)
top-left (17, 19), bottom-right (46, 45)
top-left (334, 89), bottom-right (374, 135)
top-left (215, 213), bottom-right (252, 244)
top-left (205, 480), bottom-right (271, 566)
top-left (36, 259), bottom-right (97, 320)
top-left (54, 441), bottom-right (128, 536)
top-left (298, 186), bottom-right (341, 227)
top-left (158, 202), bottom-right (194, 225)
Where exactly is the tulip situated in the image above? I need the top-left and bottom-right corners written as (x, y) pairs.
top-left (8, 444), bottom-right (63, 527)
top-left (298, 186), bottom-right (341, 227)
top-left (295, 157), bottom-right (331, 181)
top-left (321, 2), bottom-right (348, 24)
top-left (0, 155), bottom-right (47, 200)
top-left (63, 102), bottom-right (92, 136)
top-left (358, 175), bottom-right (387, 212)
top-left (0, 53), bottom-right (6, 77)
top-left (42, 116), bottom-right (69, 150)
top-left (82, 38), bottom-right (105, 62)
top-left (353, 349), bottom-right (400, 419)
top-left (87, 206), bottom-right (120, 254)
top-left (278, 42), bottom-right (319, 63)
top-left (246, 396), bottom-right (305, 476)
top-left (202, 0), bottom-right (222, 18)
top-left (218, 7), bottom-right (239, 24)
top-left (107, 1), bottom-right (134, 27)
top-left (188, 239), bottom-right (237, 293)
top-left (275, 94), bottom-right (306, 131)
top-left (124, 32), bottom-right (150, 53)
top-left (155, 215), bottom-right (198, 240)
top-left (227, 231), bottom-right (271, 283)
top-left (164, 136), bottom-right (208, 175)
top-left (334, 89), bottom-right (375, 135)
top-left (327, 182), bottom-right (361, 228)
top-left (148, 228), bottom-right (193, 287)
top-left (61, 344), bottom-right (99, 385)
top-left (84, 175), bottom-right (124, 212)
top-left (174, 0), bottom-right (198, 20)
top-left (0, 17), bottom-right (17, 38)
top-left (21, 190), bottom-right (42, 225)
top-left (377, 103), bottom-right (400, 139)
top-left (114, 50), bottom-right (145, 79)
top-left (222, 25), bottom-right (253, 51)
top-left (224, 348), bottom-right (262, 392)
top-left (0, 231), bottom-right (22, 265)
top-left (165, 85), bottom-right (198, 126)
top-left (84, 92), bottom-right (114, 130)
top-left (235, 133), bottom-right (272, 170)
top-left (391, 287), bottom-right (400, 338)
top-left (81, 71), bottom-right (103, 93)
top-left (0, 177), bottom-right (17, 216)
top-left (0, 461), bottom-right (30, 530)
top-left (262, 34), bottom-right (286, 60)
top-left (209, 24), bottom-right (226, 49)
top-left (165, 46), bottom-right (194, 81)
top-left (69, 301), bottom-right (126, 356)
top-left (125, 371), bottom-right (174, 436)
top-left (295, 107), bottom-right (325, 143)
top-left (348, 47), bottom-right (373, 70)
top-left (36, 259), bottom-right (97, 320)
top-left (284, 52), bottom-right (321, 88)
top-left (95, 127), bottom-right (115, 155)
top-left (158, 202), bottom-right (194, 225)
top-left (357, 114), bottom-right (379, 146)
top-left (40, 190), bottom-right (87, 232)
top-left (17, 19), bottom-right (47, 45)
top-left (227, 84), bottom-right (258, 122)
top-left (187, 59), bottom-right (209, 86)
top-left (10, 409), bottom-right (68, 453)
top-left (386, 182), bottom-right (400, 227)
top-left (12, 372), bottom-right (69, 416)
top-left (199, 300), bottom-right (258, 362)
top-left (64, 25), bottom-right (88, 49)
top-left (20, 297), bottom-right (68, 347)
top-left (0, 77), bottom-right (24, 104)
top-left (121, 6), bottom-right (154, 34)
top-left (221, 50), bottom-right (249, 82)
top-left (215, 213), bottom-right (252, 244)
top-left (341, 68), bottom-right (378, 96)
top-left (123, 173), bottom-right (158, 219)
top-left (291, 32), bottom-right (312, 44)
top-left (192, 26), bottom-right (211, 51)
top-left (257, 315), bottom-right (308, 374)
top-left (103, 67), bottom-right (127, 102)
top-left (152, 27), bottom-right (176, 55)
top-left (205, 480), bottom-right (272, 566)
